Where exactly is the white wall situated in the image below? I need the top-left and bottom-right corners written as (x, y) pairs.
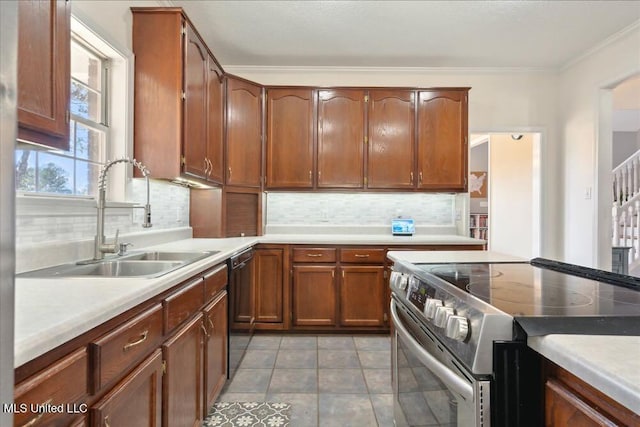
top-left (612, 130), bottom-right (640, 168)
top-left (489, 134), bottom-right (534, 258)
top-left (560, 23), bottom-right (640, 268)
top-left (228, 66), bottom-right (563, 259)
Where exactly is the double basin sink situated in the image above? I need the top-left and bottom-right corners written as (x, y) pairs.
top-left (18, 251), bottom-right (220, 279)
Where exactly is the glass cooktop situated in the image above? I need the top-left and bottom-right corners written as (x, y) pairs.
top-left (417, 262), bottom-right (640, 317)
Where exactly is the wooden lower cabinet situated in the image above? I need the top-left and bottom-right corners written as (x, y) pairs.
top-left (340, 266), bottom-right (385, 327)
top-left (203, 292), bottom-right (228, 416)
top-left (90, 350), bottom-right (163, 427)
top-left (162, 314), bottom-right (204, 427)
top-left (254, 247), bottom-right (284, 324)
top-left (292, 265), bottom-right (337, 326)
top-left (14, 348), bottom-right (88, 427)
top-left (544, 361), bottom-right (640, 426)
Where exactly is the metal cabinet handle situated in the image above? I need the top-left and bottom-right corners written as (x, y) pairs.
top-left (354, 254), bottom-right (370, 258)
top-left (309, 170), bottom-right (312, 181)
top-left (20, 399), bottom-right (52, 427)
top-left (105, 415), bottom-right (111, 427)
top-left (201, 323), bottom-right (209, 338)
top-left (228, 167), bottom-right (232, 179)
top-left (123, 330), bottom-right (148, 351)
top-left (208, 317), bottom-right (214, 333)
top-left (419, 171), bottom-right (423, 184)
top-left (410, 171), bottom-right (414, 183)
top-left (306, 253), bottom-right (323, 257)
top-left (203, 158), bottom-right (209, 175)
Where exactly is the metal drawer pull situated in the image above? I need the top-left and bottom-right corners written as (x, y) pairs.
top-left (123, 330), bottom-right (148, 351)
top-left (354, 254), bottom-right (370, 258)
top-left (201, 323), bottom-right (209, 338)
top-left (20, 399), bottom-right (52, 427)
top-left (306, 253), bottom-right (323, 257)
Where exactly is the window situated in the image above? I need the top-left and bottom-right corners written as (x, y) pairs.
top-left (15, 37), bottom-right (108, 197)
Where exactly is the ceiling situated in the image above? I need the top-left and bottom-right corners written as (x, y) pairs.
top-left (171, 0), bottom-right (640, 69)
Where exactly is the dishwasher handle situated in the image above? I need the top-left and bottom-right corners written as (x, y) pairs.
top-left (391, 300), bottom-right (474, 401)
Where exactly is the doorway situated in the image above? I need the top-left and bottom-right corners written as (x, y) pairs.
top-left (470, 132), bottom-right (541, 259)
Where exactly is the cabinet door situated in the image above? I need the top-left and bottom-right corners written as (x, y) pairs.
top-left (90, 350), bottom-right (163, 427)
top-left (254, 248), bottom-right (284, 323)
top-left (417, 90), bottom-right (468, 191)
top-left (292, 265), bottom-right (337, 326)
top-left (367, 90), bottom-right (415, 189)
top-left (317, 89), bottom-right (366, 188)
top-left (207, 56), bottom-right (225, 184)
top-left (163, 314), bottom-right (204, 427)
top-left (203, 292), bottom-right (227, 416)
top-left (545, 379), bottom-right (616, 427)
top-left (17, 0), bottom-right (70, 149)
top-left (266, 88), bottom-right (314, 188)
top-left (226, 77), bottom-right (262, 187)
top-left (340, 266), bottom-right (385, 327)
top-left (182, 24), bottom-right (208, 180)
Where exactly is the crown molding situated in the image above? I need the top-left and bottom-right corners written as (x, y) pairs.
top-left (223, 65), bottom-right (556, 75)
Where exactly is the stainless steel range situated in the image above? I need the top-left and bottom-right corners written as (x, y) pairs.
top-left (389, 256), bottom-right (640, 427)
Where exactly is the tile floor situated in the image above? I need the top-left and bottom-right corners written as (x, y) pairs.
top-left (217, 334), bottom-right (394, 427)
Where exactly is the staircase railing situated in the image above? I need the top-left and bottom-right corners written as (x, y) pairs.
top-left (613, 148), bottom-right (640, 206)
top-left (612, 150), bottom-right (640, 273)
top-left (612, 200), bottom-right (640, 268)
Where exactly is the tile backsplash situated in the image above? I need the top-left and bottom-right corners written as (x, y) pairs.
top-left (16, 179), bottom-right (191, 272)
top-left (266, 192), bottom-right (458, 227)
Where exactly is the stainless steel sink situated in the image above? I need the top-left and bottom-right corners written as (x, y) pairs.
top-left (17, 250), bottom-right (220, 279)
top-left (121, 250), bottom-right (218, 263)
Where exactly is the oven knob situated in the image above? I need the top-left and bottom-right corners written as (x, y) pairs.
top-left (434, 306), bottom-right (455, 328)
top-left (445, 316), bottom-right (470, 341)
top-left (423, 299), bottom-right (443, 319)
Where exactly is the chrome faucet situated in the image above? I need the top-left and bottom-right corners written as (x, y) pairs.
top-left (93, 157), bottom-right (152, 260)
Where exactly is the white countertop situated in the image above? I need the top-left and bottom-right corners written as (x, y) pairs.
top-left (528, 335), bottom-right (640, 415)
top-left (14, 237), bottom-right (257, 367)
top-left (15, 233), bottom-right (483, 367)
top-left (386, 250), bottom-right (525, 263)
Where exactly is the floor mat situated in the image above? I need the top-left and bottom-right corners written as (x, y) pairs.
top-left (203, 402), bottom-right (291, 427)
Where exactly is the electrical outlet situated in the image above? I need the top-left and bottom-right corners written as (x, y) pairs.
top-left (584, 187), bottom-right (592, 200)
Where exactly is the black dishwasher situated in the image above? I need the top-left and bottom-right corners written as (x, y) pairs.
top-left (227, 247), bottom-right (255, 379)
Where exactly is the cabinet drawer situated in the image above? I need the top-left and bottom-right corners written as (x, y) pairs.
top-left (204, 264), bottom-right (227, 302)
top-left (89, 304), bottom-right (163, 394)
top-left (14, 348), bottom-right (88, 427)
top-left (293, 248), bottom-right (336, 263)
top-left (340, 248), bottom-right (385, 264)
top-left (90, 349), bottom-right (163, 427)
top-left (164, 278), bottom-right (205, 333)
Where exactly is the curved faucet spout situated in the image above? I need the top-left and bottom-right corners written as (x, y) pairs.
top-left (94, 157), bottom-right (152, 260)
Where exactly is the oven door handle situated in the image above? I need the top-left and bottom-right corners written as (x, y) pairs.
top-left (391, 300), bottom-right (474, 401)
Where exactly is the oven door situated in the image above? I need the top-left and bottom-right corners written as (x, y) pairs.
top-left (391, 299), bottom-right (490, 427)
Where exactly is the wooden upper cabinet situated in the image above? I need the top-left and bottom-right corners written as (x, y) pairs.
top-left (17, 0), bottom-right (70, 150)
top-left (131, 8), bottom-right (225, 183)
top-left (207, 56), bottom-right (225, 184)
top-left (266, 88), bottom-right (314, 189)
top-left (182, 24), bottom-right (208, 180)
top-left (367, 90), bottom-right (415, 189)
top-left (317, 89), bottom-right (366, 188)
top-left (226, 76), bottom-right (262, 187)
top-left (416, 89), bottom-right (469, 191)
